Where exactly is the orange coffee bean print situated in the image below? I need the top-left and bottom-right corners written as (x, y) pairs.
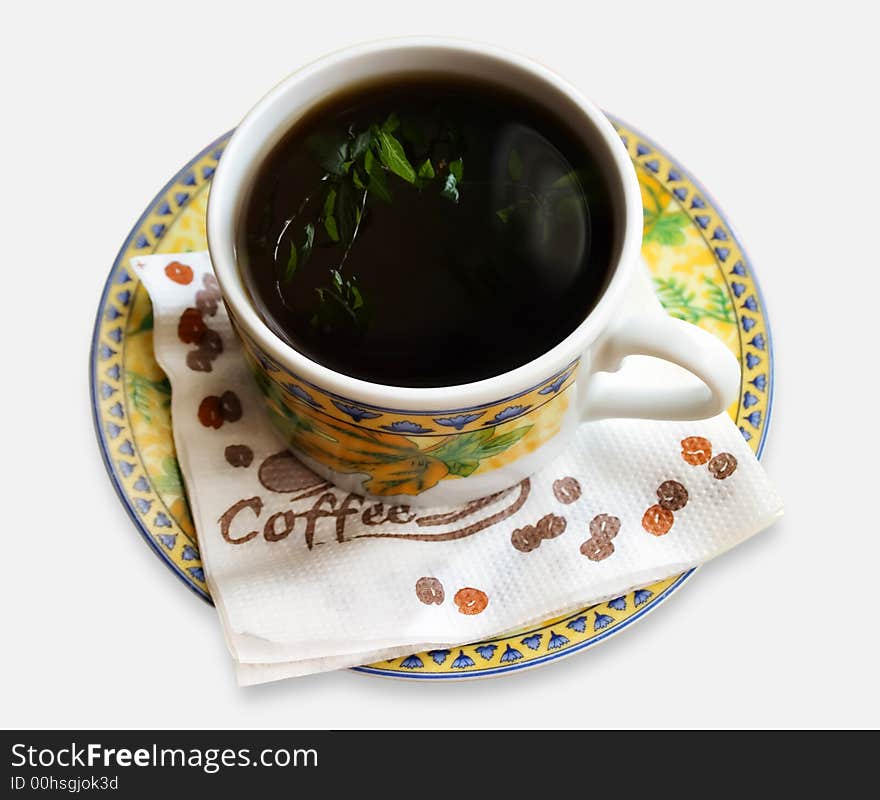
top-left (164, 261), bottom-right (194, 285)
top-left (198, 396), bottom-right (223, 429)
top-left (415, 576), bottom-right (445, 605)
top-left (642, 504), bottom-right (674, 536)
top-left (708, 452), bottom-right (738, 480)
top-left (680, 436), bottom-right (712, 466)
top-left (177, 308), bottom-right (206, 344)
top-left (454, 587), bottom-right (489, 615)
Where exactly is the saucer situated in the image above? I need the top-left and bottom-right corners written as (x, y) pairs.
top-left (91, 118), bottom-right (774, 679)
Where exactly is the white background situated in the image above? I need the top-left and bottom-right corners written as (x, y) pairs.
top-left (2, 1), bottom-right (878, 730)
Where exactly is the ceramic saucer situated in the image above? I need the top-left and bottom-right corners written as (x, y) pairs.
top-left (91, 118), bottom-right (774, 679)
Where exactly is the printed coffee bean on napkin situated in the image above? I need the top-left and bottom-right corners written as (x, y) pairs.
top-left (134, 252), bottom-right (783, 685)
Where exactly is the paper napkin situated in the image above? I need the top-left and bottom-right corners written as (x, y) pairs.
top-left (134, 251), bottom-right (782, 684)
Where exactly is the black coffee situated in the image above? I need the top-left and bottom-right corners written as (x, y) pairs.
top-left (240, 75), bottom-right (615, 387)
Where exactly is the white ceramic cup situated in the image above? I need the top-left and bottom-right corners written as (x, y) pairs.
top-left (208, 38), bottom-right (740, 506)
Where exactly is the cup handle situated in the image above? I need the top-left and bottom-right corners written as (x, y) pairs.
top-left (579, 313), bottom-right (740, 421)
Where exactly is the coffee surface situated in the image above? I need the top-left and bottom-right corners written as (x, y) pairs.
top-left (240, 76), bottom-right (615, 387)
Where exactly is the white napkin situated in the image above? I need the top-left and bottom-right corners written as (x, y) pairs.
top-left (134, 251), bottom-right (782, 684)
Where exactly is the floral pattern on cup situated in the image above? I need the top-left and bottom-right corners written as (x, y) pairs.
top-left (236, 327), bottom-right (576, 496)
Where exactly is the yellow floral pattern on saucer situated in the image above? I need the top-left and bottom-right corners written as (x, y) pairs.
top-left (91, 122), bottom-right (773, 675)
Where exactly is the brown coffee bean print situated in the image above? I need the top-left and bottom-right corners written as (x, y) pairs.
top-left (415, 576), bottom-right (445, 605)
top-left (580, 537), bottom-right (615, 562)
top-left (537, 513), bottom-right (567, 539)
top-left (219, 390), bottom-right (242, 422)
top-left (202, 273), bottom-right (220, 294)
top-left (186, 349), bottom-right (213, 372)
top-left (195, 289), bottom-right (218, 317)
top-left (198, 329), bottom-right (223, 358)
top-left (681, 436), bottom-right (712, 466)
top-left (453, 587), bottom-right (489, 615)
top-left (708, 452), bottom-right (738, 480)
top-left (198, 396), bottom-right (223, 429)
top-left (552, 477), bottom-right (582, 505)
top-left (589, 514), bottom-right (621, 542)
top-left (177, 307), bottom-right (206, 344)
top-left (258, 451), bottom-right (325, 493)
top-left (225, 444), bottom-right (254, 468)
top-left (657, 480), bottom-right (688, 511)
top-left (642, 504), bottom-right (674, 536)
top-left (511, 525), bottom-right (541, 553)
top-left (511, 513), bottom-right (567, 553)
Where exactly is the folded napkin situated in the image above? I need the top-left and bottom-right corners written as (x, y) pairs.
top-left (134, 251), bottom-right (782, 684)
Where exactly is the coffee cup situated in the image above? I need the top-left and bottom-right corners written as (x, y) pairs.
top-left (207, 38), bottom-right (739, 506)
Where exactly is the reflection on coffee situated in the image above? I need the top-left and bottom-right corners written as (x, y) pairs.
top-left (240, 75), bottom-right (615, 387)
